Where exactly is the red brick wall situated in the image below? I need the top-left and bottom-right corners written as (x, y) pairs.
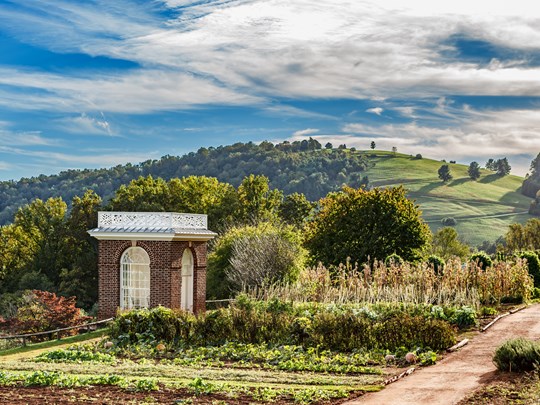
top-left (97, 239), bottom-right (207, 319)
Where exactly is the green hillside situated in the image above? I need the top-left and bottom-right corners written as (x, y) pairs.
top-left (0, 141), bottom-right (535, 246)
top-left (363, 151), bottom-right (533, 246)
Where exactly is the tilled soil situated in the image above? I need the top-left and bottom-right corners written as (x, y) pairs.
top-left (0, 386), bottom-right (260, 404)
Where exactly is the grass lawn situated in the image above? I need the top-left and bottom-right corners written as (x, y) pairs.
top-left (361, 151), bottom-right (534, 246)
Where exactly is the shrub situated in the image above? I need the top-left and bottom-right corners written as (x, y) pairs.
top-left (470, 252), bottom-right (493, 269)
top-left (427, 255), bottom-right (445, 274)
top-left (110, 300), bottom-right (457, 352)
top-left (520, 251), bottom-right (540, 287)
top-left (493, 338), bottom-right (540, 372)
top-left (2, 290), bottom-right (90, 339)
top-left (441, 217), bottom-right (457, 226)
top-left (207, 222), bottom-right (306, 298)
top-left (415, 154), bottom-right (423, 159)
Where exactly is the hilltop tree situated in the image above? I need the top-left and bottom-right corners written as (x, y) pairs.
top-left (486, 158), bottom-right (495, 170)
top-left (304, 186), bottom-right (431, 265)
top-left (467, 161), bottom-right (481, 180)
top-left (370, 141), bottom-right (376, 150)
top-left (438, 164), bottom-right (453, 182)
top-left (325, 142), bottom-right (333, 149)
top-left (392, 146), bottom-right (397, 155)
top-left (495, 157), bottom-right (511, 176)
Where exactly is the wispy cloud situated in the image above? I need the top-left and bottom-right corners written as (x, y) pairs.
top-left (293, 128), bottom-right (319, 137)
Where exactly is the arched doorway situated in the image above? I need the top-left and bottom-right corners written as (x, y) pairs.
top-left (181, 248), bottom-right (194, 312)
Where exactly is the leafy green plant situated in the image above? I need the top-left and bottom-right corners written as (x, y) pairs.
top-left (34, 347), bottom-right (116, 364)
top-left (449, 306), bottom-right (477, 328)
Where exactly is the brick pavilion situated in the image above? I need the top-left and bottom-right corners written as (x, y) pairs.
top-left (88, 211), bottom-right (216, 319)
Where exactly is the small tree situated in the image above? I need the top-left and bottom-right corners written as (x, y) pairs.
top-left (392, 146), bottom-right (397, 155)
top-left (495, 158), bottom-right (511, 176)
top-left (325, 142), bottom-right (333, 149)
top-left (431, 227), bottom-right (470, 260)
top-left (468, 161), bottom-right (481, 180)
top-left (438, 164), bottom-right (453, 182)
top-left (5, 290), bottom-right (90, 338)
top-left (370, 141), bottom-right (376, 150)
top-left (470, 252), bottom-right (493, 269)
top-left (486, 158), bottom-right (495, 171)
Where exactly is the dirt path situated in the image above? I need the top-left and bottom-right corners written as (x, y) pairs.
top-left (346, 304), bottom-right (540, 405)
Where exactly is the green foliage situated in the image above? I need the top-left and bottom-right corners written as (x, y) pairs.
top-left (431, 227), bottom-right (470, 260)
top-left (438, 164), bottom-right (453, 182)
top-left (520, 251), bottom-right (540, 287)
top-left (34, 347), bottom-right (116, 364)
top-left (470, 252), bottom-right (493, 269)
top-left (506, 219), bottom-right (540, 252)
top-left (207, 222), bottom-right (306, 298)
top-left (110, 301), bottom-right (457, 352)
top-left (278, 192), bottom-right (314, 228)
top-left (237, 175), bottom-right (283, 223)
top-left (523, 153), bottom-right (540, 198)
top-left (493, 338), bottom-right (540, 372)
top-left (305, 186), bottom-right (431, 265)
top-left (449, 306), bottom-right (477, 328)
top-left (384, 253), bottom-right (404, 266)
top-left (427, 255), bottom-right (445, 274)
top-left (441, 217), bottom-right (457, 226)
top-left (0, 192), bottom-right (101, 308)
top-left (496, 157), bottom-right (512, 176)
top-left (468, 161), bottom-right (481, 180)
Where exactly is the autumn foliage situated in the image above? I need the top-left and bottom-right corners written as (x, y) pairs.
top-left (0, 290), bottom-right (90, 338)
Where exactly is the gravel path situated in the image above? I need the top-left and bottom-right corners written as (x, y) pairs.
top-left (346, 304), bottom-right (540, 405)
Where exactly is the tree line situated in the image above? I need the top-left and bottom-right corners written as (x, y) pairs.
top-left (0, 140), bottom-right (371, 225)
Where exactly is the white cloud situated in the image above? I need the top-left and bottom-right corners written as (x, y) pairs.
top-left (366, 107), bottom-right (383, 116)
top-left (57, 113), bottom-right (113, 136)
top-left (292, 128), bottom-right (319, 137)
top-left (339, 107), bottom-right (540, 175)
top-left (2, 0), bottom-right (540, 114)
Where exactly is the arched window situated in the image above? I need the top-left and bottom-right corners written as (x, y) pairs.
top-left (120, 247), bottom-right (150, 309)
top-left (181, 248), bottom-right (194, 312)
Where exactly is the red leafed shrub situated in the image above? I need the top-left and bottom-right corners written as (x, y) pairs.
top-left (7, 290), bottom-right (91, 339)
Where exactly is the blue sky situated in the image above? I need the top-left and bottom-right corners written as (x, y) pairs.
top-left (0, 0), bottom-right (540, 180)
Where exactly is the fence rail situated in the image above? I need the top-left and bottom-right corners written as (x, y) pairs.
top-left (0, 318), bottom-right (113, 346)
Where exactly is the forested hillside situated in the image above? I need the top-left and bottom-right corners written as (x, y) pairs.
top-left (0, 139), bottom-right (369, 225)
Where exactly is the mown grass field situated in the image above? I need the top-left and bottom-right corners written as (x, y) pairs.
top-left (361, 151), bottom-right (534, 246)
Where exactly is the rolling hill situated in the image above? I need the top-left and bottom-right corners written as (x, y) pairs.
top-left (364, 151), bottom-right (533, 246)
top-left (0, 141), bottom-right (535, 246)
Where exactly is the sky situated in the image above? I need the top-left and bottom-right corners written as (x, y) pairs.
top-left (0, 0), bottom-right (540, 180)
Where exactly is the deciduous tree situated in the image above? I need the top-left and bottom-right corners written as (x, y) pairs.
top-left (304, 186), bottom-right (431, 265)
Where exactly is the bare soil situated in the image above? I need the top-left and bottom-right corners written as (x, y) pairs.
top-left (0, 385), bottom-right (265, 404)
top-left (345, 304), bottom-right (540, 405)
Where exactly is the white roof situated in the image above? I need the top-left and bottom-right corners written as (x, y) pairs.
top-left (88, 211), bottom-right (217, 241)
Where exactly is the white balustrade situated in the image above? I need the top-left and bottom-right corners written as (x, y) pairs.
top-left (98, 212), bottom-right (208, 230)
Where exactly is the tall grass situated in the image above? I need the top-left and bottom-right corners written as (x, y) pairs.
top-left (250, 259), bottom-right (533, 308)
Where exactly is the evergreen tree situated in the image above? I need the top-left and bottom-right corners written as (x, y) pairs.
top-left (467, 161), bottom-right (481, 180)
top-left (438, 164), bottom-right (453, 182)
